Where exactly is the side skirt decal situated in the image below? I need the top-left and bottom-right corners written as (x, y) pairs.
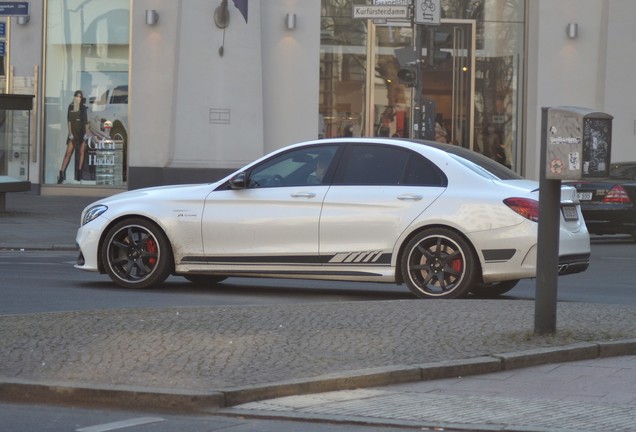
top-left (181, 252), bottom-right (392, 266)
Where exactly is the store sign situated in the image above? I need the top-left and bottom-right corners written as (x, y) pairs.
top-left (353, 5), bottom-right (408, 20)
top-left (0, 2), bottom-right (29, 16)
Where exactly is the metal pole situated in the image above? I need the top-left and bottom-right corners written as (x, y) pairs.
top-left (535, 107), bottom-right (561, 334)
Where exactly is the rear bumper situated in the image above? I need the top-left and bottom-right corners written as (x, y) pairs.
top-left (558, 253), bottom-right (590, 275)
top-left (581, 207), bottom-right (636, 235)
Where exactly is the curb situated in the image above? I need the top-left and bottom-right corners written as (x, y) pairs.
top-left (1, 339), bottom-right (635, 413)
top-left (0, 244), bottom-right (78, 252)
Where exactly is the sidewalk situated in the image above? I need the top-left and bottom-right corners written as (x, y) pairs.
top-left (2, 191), bottom-right (636, 431)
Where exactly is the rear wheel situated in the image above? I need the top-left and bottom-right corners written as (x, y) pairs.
top-left (470, 280), bottom-right (519, 298)
top-left (401, 228), bottom-right (478, 299)
top-left (101, 218), bottom-right (173, 289)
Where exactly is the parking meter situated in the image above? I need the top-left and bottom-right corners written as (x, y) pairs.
top-left (546, 106), bottom-right (613, 180)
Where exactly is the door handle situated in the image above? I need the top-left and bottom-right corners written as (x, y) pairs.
top-left (397, 194), bottom-right (423, 201)
top-left (291, 192), bottom-right (316, 198)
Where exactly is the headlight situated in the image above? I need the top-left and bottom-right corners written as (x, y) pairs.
top-left (82, 205), bottom-right (108, 226)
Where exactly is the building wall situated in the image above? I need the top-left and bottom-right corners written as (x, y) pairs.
top-left (7, 1), bottom-right (636, 191)
top-left (526, 0), bottom-right (635, 180)
top-left (128, 0), bottom-right (319, 189)
top-left (604, 1), bottom-right (636, 162)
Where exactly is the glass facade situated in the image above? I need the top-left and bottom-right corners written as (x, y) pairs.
top-left (43, 0), bottom-right (130, 187)
top-left (320, 0), bottom-right (525, 172)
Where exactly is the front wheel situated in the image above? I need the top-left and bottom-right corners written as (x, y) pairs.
top-left (101, 218), bottom-right (173, 289)
top-left (401, 228), bottom-right (478, 299)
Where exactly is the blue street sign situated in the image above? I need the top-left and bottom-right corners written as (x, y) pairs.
top-left (0, 22), bottom-right (5, 37)
top-left (0, 2), bottom-right (29, 16)
top-left (0, 42), bottom-right (5, 56)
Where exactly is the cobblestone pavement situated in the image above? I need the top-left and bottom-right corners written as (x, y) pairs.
top-left (3, 192), bottom-right (636, 431)
top-left (2, 301), bottom-right (636, 391)
top-left (233, 355), bottom-right (636, 431)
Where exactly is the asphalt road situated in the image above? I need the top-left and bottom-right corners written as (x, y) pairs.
top-left (1, 235), bottom-right (634, 315)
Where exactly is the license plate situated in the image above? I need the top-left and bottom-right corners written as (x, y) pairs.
top-left (577, 192), bottom-right (593, 201)
top-left (561, 205), bottom-right (579, 221)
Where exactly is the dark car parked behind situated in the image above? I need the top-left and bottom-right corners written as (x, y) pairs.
top-left (566, 162), bottom-right (636, 240)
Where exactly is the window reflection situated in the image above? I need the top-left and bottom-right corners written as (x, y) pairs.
top-left (44, 1), bottom-right (130, 186)
top-left (320, 0), bottom-right (525, 173)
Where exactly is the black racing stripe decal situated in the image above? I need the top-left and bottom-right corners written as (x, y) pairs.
top-left (482, 249), bottom-right (516, 262)
top-left (187, 270), bottom-right (384, 277)
top-left (182, 252), bottom-right (392, 266)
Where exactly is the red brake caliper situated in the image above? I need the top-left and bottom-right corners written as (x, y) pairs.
top-left (146, 238), bottom-right (157, 266)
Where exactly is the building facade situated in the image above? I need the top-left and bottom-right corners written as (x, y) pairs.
top-left (1, 0), bottom-right (634, 196)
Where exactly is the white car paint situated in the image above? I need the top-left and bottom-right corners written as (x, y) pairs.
top-left (75, 138), bottom-right (590, 298)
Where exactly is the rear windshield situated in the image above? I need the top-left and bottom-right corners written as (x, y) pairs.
top-left (609, 163), bottom-right (636, 180)
top-left (412, 140), bottom-right (524, 180)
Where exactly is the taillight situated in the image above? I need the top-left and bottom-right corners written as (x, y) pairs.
top-left (603, 185), bottom-right (631, 204)
top-left (504, 197), bottom-right (539, 222)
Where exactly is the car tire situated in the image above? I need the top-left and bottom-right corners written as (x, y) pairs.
top-left (470, 280), bottom-right (519, 297)
top-left (101, 218), bottom-right (173, 289)
top-left (183, 275), bottom-right (228, 285)
top-left (401, 228), bottom-right (478, 299)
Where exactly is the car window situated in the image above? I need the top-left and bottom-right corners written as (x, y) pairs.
top-left (610, 164), bottom-right (636, 180)
top-left (248, 145), bottom-right (338, 188)
top-left (334, 144), bottom-right (445, 186)
top-left (403, 154), bottom-right (447, 186)
top-left (410, 139), bottom-right (523, 180)
top-left (445, 149), bottom-right (523, 180)
top-left (111, 86), bottom-right (128, 104)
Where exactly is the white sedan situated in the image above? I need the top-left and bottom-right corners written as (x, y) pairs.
top-left (75, 138), bottom-right (590, 299)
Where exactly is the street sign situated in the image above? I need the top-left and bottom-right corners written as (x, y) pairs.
top-left (353, 5), bottom-right (408, 20)
top-left (0, 42), bottom-right (5, 56)
top-left (374, 0), bottom-right (409, 4)
top-left (0, 22), bottom-right (5, 37)
top-left (415, 0), bottom-right (440, 25)
top-left (0, 2), bottom-right (29, 16)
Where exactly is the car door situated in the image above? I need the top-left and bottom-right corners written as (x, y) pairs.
top-left (319, 143), bottom-right (447, 262)
top-left (201, 145), bottom-right (340, 266)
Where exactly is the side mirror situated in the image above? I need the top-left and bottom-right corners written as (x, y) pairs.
top-left (229, 172), bottom-right (247, 189)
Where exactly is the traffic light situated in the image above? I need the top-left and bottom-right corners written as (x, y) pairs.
top-left (394, 47), bottom-right (418, 87)
top-left (427, 28), bottom-right (451, 66)
top-left (397, 66), bottom-right (418, 87)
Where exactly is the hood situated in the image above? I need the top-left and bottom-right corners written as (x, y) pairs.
top-left (93, 183), bottom-right (217, 207)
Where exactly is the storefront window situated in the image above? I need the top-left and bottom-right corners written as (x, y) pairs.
top-left (320, 1), bottom-right (368, 138)
top-left (320, 0), bottom-right (526, 172)
top-left (43, 0), bottom-right (129, 186)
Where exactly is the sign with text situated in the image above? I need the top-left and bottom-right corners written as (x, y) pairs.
top-left (353, 5), bottom-right (408, 20)
top-left (374, 0), bottom-right (409, 4)
top-left (0, 2), bottom-right (29, 16)
top-left (415, 0), bottom-right (440, 25)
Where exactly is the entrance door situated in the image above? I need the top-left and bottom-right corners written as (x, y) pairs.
top-left (421, 20), bottom-right (476, 149)
top-left (366, 19), bottom-right (475, 150)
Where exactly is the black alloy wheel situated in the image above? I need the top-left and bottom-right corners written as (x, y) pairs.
top-left (101, 218), bottom-right (173, 289)
top-left (401, 228), bottom-right (477, 299)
